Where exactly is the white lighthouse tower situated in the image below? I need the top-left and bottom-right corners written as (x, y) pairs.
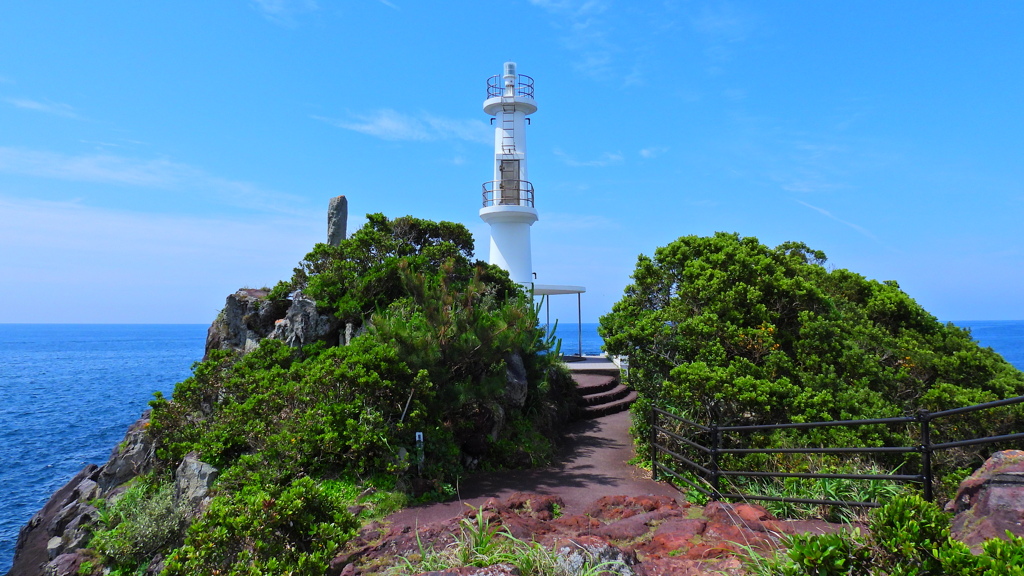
top-left (479, 62), bottom-right (538, 285)
top-left (479, 62), bottom-right (587, 354)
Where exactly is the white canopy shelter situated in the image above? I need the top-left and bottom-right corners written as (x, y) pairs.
top-left (533, 284), bottom-right (586, 357)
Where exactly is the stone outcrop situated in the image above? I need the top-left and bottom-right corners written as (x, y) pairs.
top-left (8, 412), bottom-right (156, 576)
top-left (333, 493), bottom-right (855, 576)
top-left (96, 417), bottom-right (155, 494)
top-left (328, 195), bottom-right (348, 246)
top-left (502, 353), bottom-right (528, 409)
top-left (266, 291), bottom-right (342, 348)
top-left (174, 452), bottom-right (218, 518)
top-left (204, 288), bottom-right (339, 358)
top-left (7, 413), bottom-right (218, 576)
top-left (203, 288), bottom-right (287, 358)
top-left (948, 449), bottom-right (1024, 547)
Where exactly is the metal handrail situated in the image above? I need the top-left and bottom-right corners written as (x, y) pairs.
top-left (651, 393), bottom-right (1024, 506)
top-left (486, 74), bottom-right (535, 99)
top-left (481, 180), bottom-right (535, 208)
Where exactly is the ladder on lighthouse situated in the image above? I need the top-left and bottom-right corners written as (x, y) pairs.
top-left (498, 90), bottom-right (519, 205)
top-left (500, 94), bottom-right (516, 155)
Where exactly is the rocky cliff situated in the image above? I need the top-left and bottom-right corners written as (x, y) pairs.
top-left (202, 288), bottom-right (342, 359)
top-left (6, 414), bottom-right (220, 576)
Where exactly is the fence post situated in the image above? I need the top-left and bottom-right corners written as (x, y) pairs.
top-left (650, 406), bottom-right (658, 482)
top-left (918, 408), bottom-right (933, 502)
top-left (709, 408), bottom-right (721, 500)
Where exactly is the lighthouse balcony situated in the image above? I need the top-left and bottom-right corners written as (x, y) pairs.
top-left (482, 180), bottom-right (534, 208)
top-left (486, 74), bottom-right (534, 99)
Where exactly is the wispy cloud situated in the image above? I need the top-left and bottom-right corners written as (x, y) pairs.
top-left (0, 195), bottom-right (324, 322)
top-left (639, 146), bottom-right (668, 159)
top-left (6, 98), bottom-right (81, 119)
top-left (528, 0), bottom-right (622, 80)
top-left (554, 148), bottom-right (624, 167)
top-left (250, 0), bottom-right (318, 26)
top-left (690, 2), bottom-right (759, 71)
top-left (374, 0), bottom-right (399, 9)
top-left (315, 109), bottom-right (491, 144)
top-left (796, 199), bottom-right (877, 241)
top-left (0, 146), bottom-right (303, 214)
top-left (770, 141), bottom-right (852, 194)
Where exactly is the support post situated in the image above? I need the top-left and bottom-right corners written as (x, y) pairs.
top-left (577, 293), bottom-right (582, 357)
top-left (650, 406), bottom-right (658, 482)
top-left (710, 421), bottom-right (721, 500)
top-left (918, 409), bottom-right (933, 502)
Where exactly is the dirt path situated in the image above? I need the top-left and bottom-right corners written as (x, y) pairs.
top-left (385, 410), bottom-right (682, 529)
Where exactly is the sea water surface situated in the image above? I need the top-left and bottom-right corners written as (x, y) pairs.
top-left (2, 320), bottom-right (1022, 572)
top-left (0, 325), bottom-right (206, 573)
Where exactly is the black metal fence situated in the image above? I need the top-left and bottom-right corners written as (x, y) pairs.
top-left (650, 395), bottom-right (1024, 508)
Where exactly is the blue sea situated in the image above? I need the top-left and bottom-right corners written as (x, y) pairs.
top-left (2, 320), bottom-right (1023, 572)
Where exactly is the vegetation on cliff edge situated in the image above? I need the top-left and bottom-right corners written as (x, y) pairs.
top-left (601, 232), bottom-right (1024, 502)
top-left (83, 214), bottom-right (574, 576)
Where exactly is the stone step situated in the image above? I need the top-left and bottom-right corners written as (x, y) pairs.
top-left (579, 390), bottom-right (638, 419)
top-left (580, 384), bottom-right (632, 407)
top-left (573, 373), bottom-right (619, 396)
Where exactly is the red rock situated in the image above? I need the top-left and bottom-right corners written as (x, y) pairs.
top-left (949, 450), bottom-right (1024, 547)
top-left (642, 519), bottom-right (707, 555)
top-left (947, 450), bottom-right (1024, 514)
top-left (591, 509), bottom-right (682, 541)
top-left (701, 521), bottom-right (775, 553)
top-left (550, 514), bottom-right (602, 532)
top-left (684, 541), bottom-right (743, 560)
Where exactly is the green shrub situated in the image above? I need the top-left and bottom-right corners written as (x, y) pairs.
top-left (752, 494), bottom-right (1024, 576)
top-left (90, 479), bottom-right (184, 570)
top-left (163, 476), bottom-right (358, 576)
top-left (142, 213), bottom-right (574, 575)
top-left (605, 233), bottom-right (1024, 498)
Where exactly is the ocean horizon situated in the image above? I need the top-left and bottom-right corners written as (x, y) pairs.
top-left (2, 320), bottom-right (1023, 571)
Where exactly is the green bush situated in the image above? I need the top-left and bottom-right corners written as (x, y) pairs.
top-left (163, 476), bottom-right (358, 576)
top-left (603, 233), bottom-right (1024, 493)
top-left (753, 494), bottom-right (1024, 576)
top-left (140, 213), bottom-right (573, 574)
top-left (90, 479), bottom-right (184, 570)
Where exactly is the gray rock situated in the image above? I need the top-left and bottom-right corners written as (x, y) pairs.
top-left (45, 501), bottom-right (81, 538)
top-left (8, 465), bottom-right (98, 576)
top-left (73, 478), bottom-right (100, 503)
top-left (554, 535), bottom-right (635, 576)
top-left (97, 416), bottom-right (154, 495)
top-left (44, 552), bottom-right (85, 576)
top-left (144, 554), bottom-right (166, 575)
top-left (503, 352), bottom-right (529, 409)
top-left (328, 195), bottom-right (348, 246)
top-left (204, 288), bottom-right (288, 358)
top-left (46, 537), bottom-right (63, 561)
top-left (267, 290), bottom-right (341, 348)
top-left (175, 451), bottom-right (219, 515)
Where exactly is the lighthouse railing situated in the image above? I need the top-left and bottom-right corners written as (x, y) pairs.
top-left (486, 74), bottom-right (535, 99)
top-left (481, 180), bottom-right (535, 208)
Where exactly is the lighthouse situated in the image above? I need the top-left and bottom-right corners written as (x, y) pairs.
top-left (479, 62), bottom-right (587, 354)
top-left (479, 62), bottom-right (538, 285)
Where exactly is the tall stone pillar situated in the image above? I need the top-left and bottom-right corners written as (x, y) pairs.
top-left (327, 195), bottom-right (348, 246)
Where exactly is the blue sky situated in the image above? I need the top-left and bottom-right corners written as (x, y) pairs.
top-left (1, 1), bottom-right (1022, 324)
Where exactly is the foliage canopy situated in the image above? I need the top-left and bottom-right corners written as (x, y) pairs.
top-left (83, 214), bottom-right (576, 576)
top-left (601, 232), bottom-right (1024, 472)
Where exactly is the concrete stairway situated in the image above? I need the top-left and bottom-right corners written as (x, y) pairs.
top-left (567, 360), bottom-right (637, 419)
